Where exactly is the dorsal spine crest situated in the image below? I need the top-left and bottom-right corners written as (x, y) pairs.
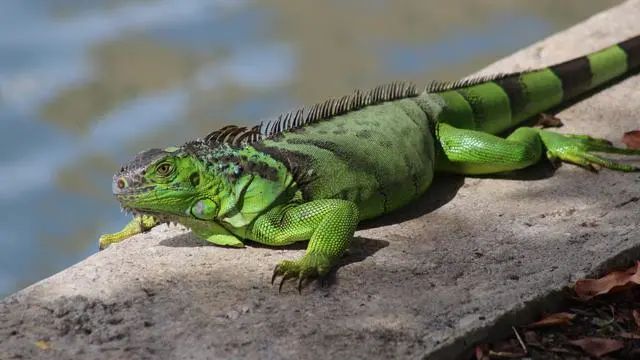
top-left (202, 81), bottom-right (419, 147)
top-left (199, 72), bottom-right (536, 148)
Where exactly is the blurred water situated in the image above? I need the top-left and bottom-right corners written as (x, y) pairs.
top-left (0, 0), bottom-right (621, 297)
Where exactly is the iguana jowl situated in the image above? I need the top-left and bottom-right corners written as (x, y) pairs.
top-left (100, 35), bottom-right (640, 292)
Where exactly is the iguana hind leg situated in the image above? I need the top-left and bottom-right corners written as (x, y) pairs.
top-left (435, 123), bottom-right (544, 174)
top-left (99, 215), bottom-right (159, 250)
top-left (251, 199), bottom-right (359, 293)
top-left (436, 123), bottom-right (639, 174)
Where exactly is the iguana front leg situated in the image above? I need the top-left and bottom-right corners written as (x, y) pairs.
top-left (100, 215), bottom-right (244, 249)
top-left (250, 199), bottom-right (359, 293)
top-left (99, 215), bottom-right (159, 250)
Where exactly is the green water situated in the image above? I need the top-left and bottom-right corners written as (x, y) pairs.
top-left (0, 0), bottom-right (621, 298)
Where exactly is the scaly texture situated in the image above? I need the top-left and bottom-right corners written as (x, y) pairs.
top-left (100, 34), bottom-right (640, 292)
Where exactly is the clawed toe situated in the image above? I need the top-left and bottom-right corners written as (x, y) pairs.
top-left (542, 131), bottom-right (640, 173)
top-left (270, 254), bottom-right (334, 293)
top-left (562, 150), bottom-right (639, 172)
top-left (272, 265), bottom-right (317, 294)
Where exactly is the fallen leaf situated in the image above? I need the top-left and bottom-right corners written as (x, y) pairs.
top-left (488, 350), bottom-right (526, 359)
top-left (525, 312), bottom-right (575, 328)
top-left (475, 344), bottom-right (490, 360)
top-left (633, 309), bottom-right (640, 330)
top-left (523, 331), bottom-right (541, 346)
top-left (622, 130), bottom-right (640, 149)
top-left (620, 332), bottom-right (640, 340)
top-left (574, 262), bottom-right (640, 300)
top-left (536, 113), bottom-right (563, 128)
top-left (548, 347), bottom-right (572, 354)
top-left (35, 340), bottom-right (50, 350)
top-left (568, 337), bottom-right (624, 358)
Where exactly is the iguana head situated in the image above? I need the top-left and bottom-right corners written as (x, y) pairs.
top-left (112, 146), bottom-right (223, 221)
top-left (112, 142), bottom-right (296, 226)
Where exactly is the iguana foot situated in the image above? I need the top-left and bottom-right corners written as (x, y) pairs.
top-left (271, 253), bottom-right (336, 293)
top-left (540, 130), bottom-right (640, 172)
top-left (99, 215), bottom-right (159, 250)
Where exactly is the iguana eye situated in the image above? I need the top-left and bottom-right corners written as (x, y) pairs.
top-left (156, 163), bottom-right (173, 177)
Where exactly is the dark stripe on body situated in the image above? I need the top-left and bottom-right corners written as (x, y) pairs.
top-left (455, 88), bottom-right (485, 124)
top-left (493, 76), bottom-right (528, 118)
top-left (549, 56), bottom-right (592, 100)
top-left (618, 35), bottom-right (640, 70)
top-left (251, 143), bottom-right (316, 194)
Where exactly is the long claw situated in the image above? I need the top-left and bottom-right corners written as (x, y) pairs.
top-left (271, 265), bottom-right (280, 285)
top-left (542, 130), bottom-right (640, 173)
top-left (567, 134), bottom-right (612, 146)
top-left (589, 144), bottom-right (640, 155)
top-left (581, 153), bottom-right (638, 172)
top-left (567, 134), bottom-right (640, 155)
top-left (278, 272), bottom-right (294, 293)
top-left (271, 253), bottom-right (339, 293)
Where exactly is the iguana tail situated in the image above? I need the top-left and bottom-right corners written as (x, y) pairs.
top-left (432, 35), bottom-right (640, 134)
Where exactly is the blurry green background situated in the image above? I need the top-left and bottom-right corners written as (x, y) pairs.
top-left (0, 0), bottom-right (621, 298)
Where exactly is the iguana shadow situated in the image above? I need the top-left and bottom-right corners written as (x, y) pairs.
top-left (158, 231), bottom-right (389, 267)
top-left (158, 232), bottom-right (389, 292)
top-left (361, 159), bottom-right (558, 229)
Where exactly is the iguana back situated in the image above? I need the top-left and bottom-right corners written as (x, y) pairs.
top-left (254, 89), bottom-right (436, 220)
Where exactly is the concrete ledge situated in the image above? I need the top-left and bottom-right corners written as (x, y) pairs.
top-left (2, 1), bottom-right (640, 359)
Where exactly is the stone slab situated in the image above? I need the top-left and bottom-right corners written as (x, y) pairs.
top-left (2, 1), bottom-right (640, 359)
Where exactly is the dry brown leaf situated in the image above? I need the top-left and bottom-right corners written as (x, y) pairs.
top-left (574, 262), bottom-right (640, 301)
top-left (488, 350), bottom-right (526, 359)
top-left (568, 337), bottom-right (624, 358)
top-left (620, 332), bottom-right (640, 340)
top-left (523, 331), bottom-right (541, 346)
top-left (475, 344), bottom-right (490, 360)
top-left (536, 113), bottom-right (563, 128)
top-left (633, 309), bottom-right (640, 330)
top-left (622, 130), bottom-right (640, 149)
top-left (548, 347), bottom-right (572, 354)
top-left (525, 312), bottom-right (575, 329)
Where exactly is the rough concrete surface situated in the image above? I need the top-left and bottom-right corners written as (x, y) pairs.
top-left (2, 2), bottom-right (640, 359)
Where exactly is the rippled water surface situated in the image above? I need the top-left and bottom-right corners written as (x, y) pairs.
top-left (0, 0), bottom-right (621, 297)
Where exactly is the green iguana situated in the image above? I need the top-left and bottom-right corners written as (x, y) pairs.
top-left (100, 35), bottom-right (640, 292)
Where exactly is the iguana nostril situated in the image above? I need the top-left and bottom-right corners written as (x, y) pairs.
top-left (117, 178), bottom-right (127, 189)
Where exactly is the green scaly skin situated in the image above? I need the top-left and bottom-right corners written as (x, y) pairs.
top-left (100, 35), bottom-right (640, 292)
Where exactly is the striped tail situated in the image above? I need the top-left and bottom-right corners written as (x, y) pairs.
top-left (434, 35), bottom-right (640, 134)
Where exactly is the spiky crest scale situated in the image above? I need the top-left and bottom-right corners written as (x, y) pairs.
top-left (424, 71), bottom-right (533, 93)
top-left (201, 81), bottom-right (419, 148)
top-left (200, 74), bottom-right (546, 149)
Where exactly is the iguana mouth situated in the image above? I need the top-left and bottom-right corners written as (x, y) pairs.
top-left (112, 182), bottom-right (156, 197)
top-left (119, 206), bottom-right (182, 226)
